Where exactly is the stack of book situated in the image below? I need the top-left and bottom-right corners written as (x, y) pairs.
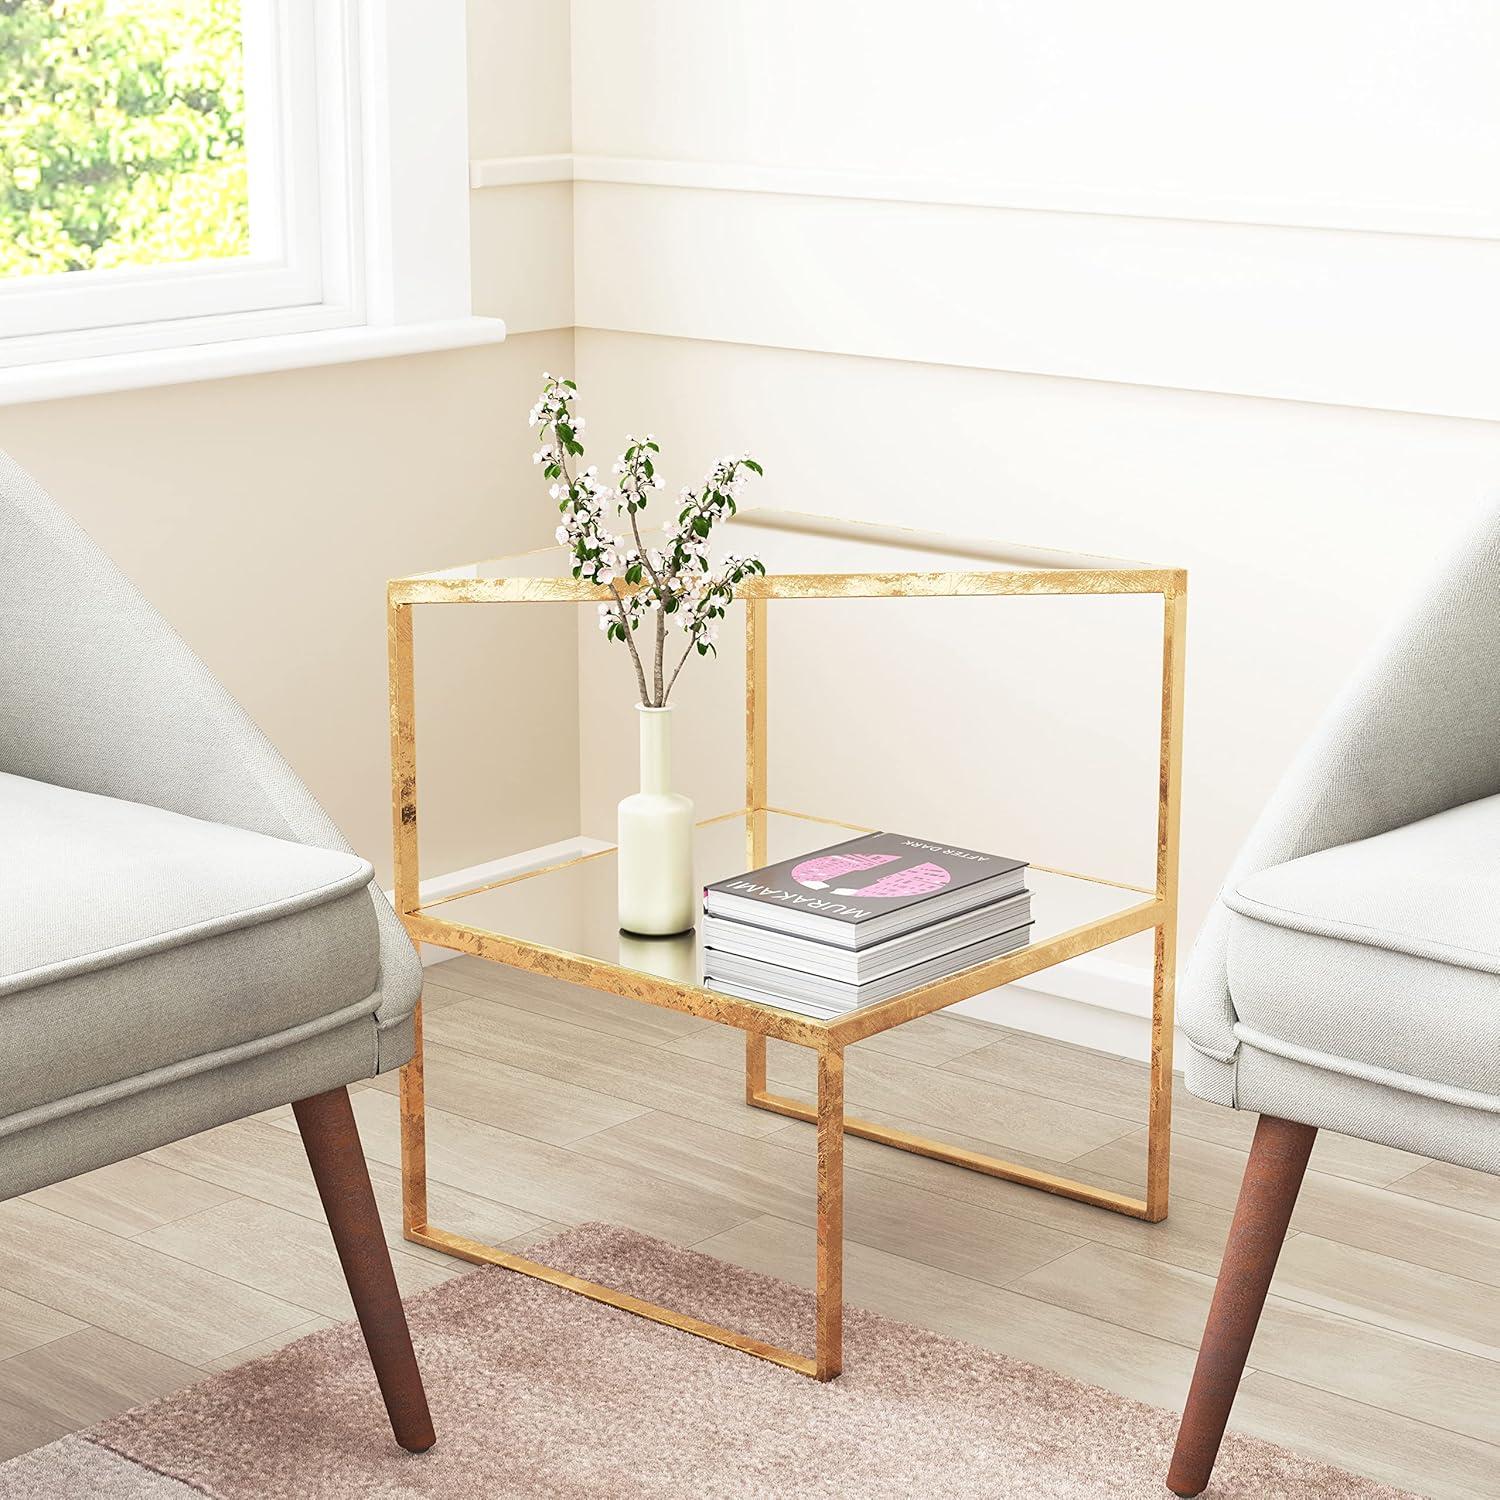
top-left (702, 832), bottom-right (1032, 1019)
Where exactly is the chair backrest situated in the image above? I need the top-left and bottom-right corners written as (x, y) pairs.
top-left (1182, 501), bottom-right (1500, 1074)
top-left (0, 448), bottom-right (348, 852)
top-left (1228, 503), bottom-right (1500, 879)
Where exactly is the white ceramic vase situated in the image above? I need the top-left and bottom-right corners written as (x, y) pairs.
top-left (617, 705), bottom-right (696, 936)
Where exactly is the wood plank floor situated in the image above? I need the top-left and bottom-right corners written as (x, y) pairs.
top-left (3, 955), bottom-right (1497, 1498)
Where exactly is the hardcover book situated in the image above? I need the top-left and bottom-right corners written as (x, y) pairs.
top-left (703, 832), bottom-right (1027, 949)
top-left (705, 922), bottom-right (1034, 1016)
top-left (702, 890), bottom-right (1032, 985)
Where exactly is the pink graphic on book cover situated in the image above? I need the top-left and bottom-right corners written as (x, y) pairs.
top-left (790, 852), bottom-right (953, 899)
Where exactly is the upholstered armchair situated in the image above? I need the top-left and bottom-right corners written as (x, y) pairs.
top-left (1168, 508), bottom-right (1500, 1495)
top-left (0, 450), bottom-right (433, 1453)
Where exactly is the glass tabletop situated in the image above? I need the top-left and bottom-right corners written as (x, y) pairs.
top-left (415, 810), bottom-right (1154, 1024)
top-left (401, 508), bottom-right (1156, 586)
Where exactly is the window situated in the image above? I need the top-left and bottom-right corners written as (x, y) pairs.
top-left (0, 0), bottom-right (500, 396)
top-left (2, 0), bottom-right (253, 280)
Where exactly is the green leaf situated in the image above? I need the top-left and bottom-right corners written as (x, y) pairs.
top-left (743, 458), bottom-right (763, 475)
top-left (562, 378), bottom-right (577, 389)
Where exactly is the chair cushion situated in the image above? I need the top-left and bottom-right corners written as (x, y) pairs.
top-left (0, 773), bottom-right (382, 1121)
top-left (1224, 792), bottom-right (1500, 1104)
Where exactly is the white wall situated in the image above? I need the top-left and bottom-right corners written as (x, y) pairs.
top-left (563, 1), bottom-right (1500, 420)
top-left (523, 1), bottom-right (1500, 1054)
top-left (570, 1), bottom-right (1499, 236)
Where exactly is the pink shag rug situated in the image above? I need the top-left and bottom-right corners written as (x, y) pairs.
top-left (0, 1222), bottom-right (1406, 1499)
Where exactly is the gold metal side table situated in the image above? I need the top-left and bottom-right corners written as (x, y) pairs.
top-left (388, 509), bottom-right (1186, 1382)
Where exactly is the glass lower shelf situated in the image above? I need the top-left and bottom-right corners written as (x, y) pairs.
top-left (412, 811), bottom-right (1157, 1027)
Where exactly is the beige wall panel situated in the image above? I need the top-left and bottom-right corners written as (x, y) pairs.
top-left (467, 0), bottom-right (571, 160)
top-left (0, 331), bottom-right (579, 885)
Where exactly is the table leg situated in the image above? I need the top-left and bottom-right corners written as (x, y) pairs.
top-left (815, 1046), bottom-right (844, 1380)
top-left (399, 998), bottom-right (428, 1236)
top-left (745, 1032), bottom-right (767, 1104)
top-left (1145, 917), bottom-right (1177, 1223)
top-left (1147, 580), bottom-right (1186, 1223)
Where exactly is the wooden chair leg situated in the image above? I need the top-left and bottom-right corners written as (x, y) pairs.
top-left (293, 1086), bottom-right (436, 1453)
top-left (1167, 1113), bottom-right (1316, 1497)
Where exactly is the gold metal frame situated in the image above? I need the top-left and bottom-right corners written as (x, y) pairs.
top-left (388, 520), bottom-right (1186, 1382)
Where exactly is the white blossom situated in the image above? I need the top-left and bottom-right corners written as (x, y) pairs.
top-left (528, 372), bottom-right (764, 702)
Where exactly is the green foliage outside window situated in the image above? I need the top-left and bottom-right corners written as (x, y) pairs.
top-left (0, 0), bottom-right (249, 277)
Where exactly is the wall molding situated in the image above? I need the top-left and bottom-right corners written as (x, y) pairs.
top-left (956, 952), bottom-right (1160, 1064)
top-left (954, 954), bottom-right (1152, 1062)
top-left (477, 150), bottom-right (1500, 422)
top-left (471, 154), bottom-right (577, 190)
top-left (1009, 953), bottom-right (1152, 1020)
top-left (471, 152), bottom-right (1500, 244)
top-left (570, 189), bottom-right (1500, 424)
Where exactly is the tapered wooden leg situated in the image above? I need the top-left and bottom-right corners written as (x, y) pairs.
top-left (294, 1086), bottom-right (436, 1453)
top-left (1167, 1114), bottom-right (1316, 1496)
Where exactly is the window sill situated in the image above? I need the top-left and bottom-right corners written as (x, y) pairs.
top-left (0, 317), bottom-right (508, 408)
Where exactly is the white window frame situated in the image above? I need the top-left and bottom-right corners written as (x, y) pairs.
top-left (0, 0), bottom-right (503, 404)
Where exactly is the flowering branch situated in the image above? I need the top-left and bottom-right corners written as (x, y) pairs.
top-left (614, 434), bottom-right (668, 702)
top-left (529, 374), bottom-right (764, 708)
top-left (531, 375), bottom-right (650, 704)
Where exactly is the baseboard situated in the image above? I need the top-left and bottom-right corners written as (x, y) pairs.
top-left (401, 844), bottom-right (1163, 1062)
top-left (954, 953), bottom-right (1162, 1063)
